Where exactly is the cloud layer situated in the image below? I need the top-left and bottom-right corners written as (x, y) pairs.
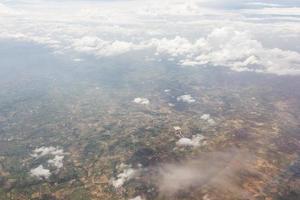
top-left (0, 0), bottom-right (300, 75)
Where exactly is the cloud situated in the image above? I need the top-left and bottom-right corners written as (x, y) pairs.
top-left (31, 146), bottom-right (64, 158)
top-left (150, 36), bottom-right (194, 57)
top-left (200, 114), bottom-right (211, 121)
top-left (177, 27), bottom-right (300, 75)
top-left (30, 146), bottom-right (65, 171)
top-left (176, 95), bottom-right (196, 103)
top-left (197, 0), bottom-right (298, 9)
top-left (30, 165), bottom-right (51, 179)
top-left (197, 0), bottom-right (251, 9)
top-left (47, 155), bottom-right (64, 169)
top-left (133, 97), bottom-right (150, 105)
top-left (173, 126), bottom-right (181, 131)
top-left (8, 25), bottom-right (299, 76)
top-left (0, 0), bottom-right (299, 75)
top-left (156, 150), bottom-right (256, 198)
top-left (176, 134), bottom-right (205, 147)
top-left (244, 7), bottom-right (300, 16)
top-left (245, 2), bottom-right (281, 7)
top-left (129, 196), bottom-right (144, 200)
top-left (0, 3), bottom-right (19, 16)
top-left (72, 36), bottom-right (143, 57)
top-left (111, 164), bottom-right (138, 188)
top-left (201, 114), bottom-right (216, 125)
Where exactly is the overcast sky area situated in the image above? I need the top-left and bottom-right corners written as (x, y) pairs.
top-left (1, 0), bottom-right (300, 75)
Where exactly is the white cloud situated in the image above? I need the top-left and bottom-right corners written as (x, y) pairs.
top-left (31, 146), bottom-right (64, 158)
top-left (31, 146), bottom-right (65, 170)
top-left (176, 134), bottom-right (205, 147)
top-left (150, 36), bottom-right (194, 57)
top-left (200, 114), bottom-right (211, 121)
top-left (111, 166), bottom-right (137, 188)
top-left (72, 36), bottom-right (143, 57)
top-left (245, 2), bottom-right (281, 7)
top-left (200, 114), bottom-right (216, 125)
top-left (133, 97), bottom-right (150, 105)
top-left (176, 95), bottom-right (196, 103)
top-left (130, 196), bottom-right (144, 200)
top-left (0, 3), bottom-right (19, 16)
top-left (47, 155), bottom-right (64, 169)
top-left (178, 27), bottom-right (300, 75)
top-left (173, 126), bottom-right (181, 131)
top-left (196, 0), bottom-right (294, 9)
top-left (30, 165), bottom-right (51, 179)
top-left (244, 7), bottom-right (300, 16)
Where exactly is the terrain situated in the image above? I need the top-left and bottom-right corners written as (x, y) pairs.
top-left (0, 41), bottom-right (299, 200)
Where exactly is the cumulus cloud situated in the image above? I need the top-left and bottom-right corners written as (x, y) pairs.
top-left (173, 126), bottom-right (181, 131)
top-left (31, 146), bottom-right (64, 158)
top-left (157, 27), bottom-right (300, 75)
top-left (47, 155), bottom-right (64, 169)
top-left (129, 196), bottom-right (144, 200)
top-left (72, 36), bottom-right (144, 57)
top-left (111, 164), bottom-right (138, 188)
top-left (201, 114), bottom-right (216, 125)
top-left (150, 36), bottom-right (194, 57)
top-left (30, 146), bottom-right (65, 173)
top-left (30, 165), bottom-right (51, 179)
top-left (133, 97), bottom-right (150, 105)
top-left (176, 95), bottom-right (196, 103)
top-left (176, 134), bottom-right (205, 147)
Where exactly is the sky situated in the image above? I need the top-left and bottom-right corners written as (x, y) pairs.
top-left (0, 0), bottom-right (300, 75)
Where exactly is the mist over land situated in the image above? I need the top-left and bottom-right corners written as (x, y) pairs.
top-left (0, 0), bottom-right (300, 200)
